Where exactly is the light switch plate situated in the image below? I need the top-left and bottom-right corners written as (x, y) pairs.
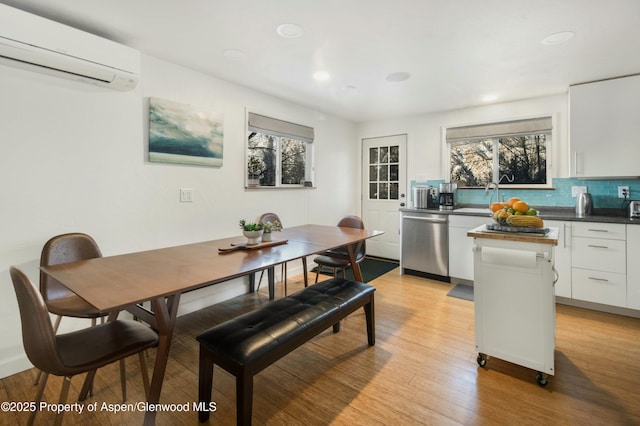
top-left (571, 186), bottom-right (587, 197)
top-left (180, 188), bottom-right (193, 202)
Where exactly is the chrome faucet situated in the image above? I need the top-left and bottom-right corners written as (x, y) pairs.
top-left (484, 182), bottom-right (501, 207)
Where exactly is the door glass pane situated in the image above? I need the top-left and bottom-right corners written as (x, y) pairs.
top-left (390, 145), bottom-right (399, 163)
top-left (390, 183), bottom-right (399, 200)
top-left (369, 165), bottom-right (378, 181)
top-left (389, 164), bottom-right (399, 181)
top-left (380, 147), bottom-right (389, 163)
top-left (369, 148), bottom-right (378, 165)
top-left (379, 165), bottom-right (388, 181)
top-left (369, 183), bottom-right (378, 199)
top-left (379, 183), bottom-right (388, 199)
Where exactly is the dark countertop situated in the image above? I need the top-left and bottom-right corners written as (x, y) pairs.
top-left (400, 205), bottom-right (640, 225)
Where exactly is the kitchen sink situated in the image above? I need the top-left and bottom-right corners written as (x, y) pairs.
top-left (454, 207), bottom-right (491, 214)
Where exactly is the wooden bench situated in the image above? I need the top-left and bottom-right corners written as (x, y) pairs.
top-left (196, 277), bottom-right (375, 425)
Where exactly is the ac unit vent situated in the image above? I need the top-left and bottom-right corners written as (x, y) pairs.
top-left (0, 4), bottom-right (140, 91)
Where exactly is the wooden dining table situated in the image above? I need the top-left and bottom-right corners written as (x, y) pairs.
top-left (40, 224), bottom-right (382, 425)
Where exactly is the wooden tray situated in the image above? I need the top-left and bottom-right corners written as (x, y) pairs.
top-left (485, 223), bottom-right (549, 235)
top-left (218, 239), bottom-right (288, 254)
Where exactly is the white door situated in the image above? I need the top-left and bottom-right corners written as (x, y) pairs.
top-left (361, 134), bottom-right (407, 260)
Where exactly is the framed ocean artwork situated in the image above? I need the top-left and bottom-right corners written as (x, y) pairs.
top-left (148, 97), bottom-right (223, 167)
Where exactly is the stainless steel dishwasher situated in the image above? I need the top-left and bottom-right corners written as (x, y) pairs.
top-left (401, 211), bottom-right (449, 279)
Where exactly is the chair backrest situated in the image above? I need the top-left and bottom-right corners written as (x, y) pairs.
top-left (259, 212), bottom-right (282, 227)
top-left (10, 266), bottom-right (66, 375)
top-left (40, 233), bottom-right (102, 302)
top-left (336, 215), bottom-right (366, 260)
top-left (337, 215), bottom-right (365, 230)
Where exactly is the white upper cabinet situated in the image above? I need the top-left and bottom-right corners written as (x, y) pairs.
top-left (569, 74), bottom-right (640, 178)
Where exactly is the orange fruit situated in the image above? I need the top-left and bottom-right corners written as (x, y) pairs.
top-left (490, 202), bottom-right (505, 212)
top-left (507, 197), bottom-right (520, 207)
top-left (512, 200), bottom-right (529, 213)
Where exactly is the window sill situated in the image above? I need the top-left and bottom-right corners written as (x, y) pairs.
top-left (458, 186), bottom-right (556, 190)
top-left (245, 185), bottom-right (316, 190)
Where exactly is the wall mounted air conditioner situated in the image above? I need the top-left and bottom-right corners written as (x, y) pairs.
top-left (0, 4), bottom-right (140, 91)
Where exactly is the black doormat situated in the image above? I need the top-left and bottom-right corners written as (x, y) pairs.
top-left (311, 256), bottom-right (399, 283)
top-left (447, 284), bottom-right (474, 301)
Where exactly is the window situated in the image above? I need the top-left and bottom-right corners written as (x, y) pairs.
top-left (368, 145), bottom-right (400, 200)
top-left (446, 116), bottom-right (552, 187)
top-left (247, 112), bottom-right (314, 187)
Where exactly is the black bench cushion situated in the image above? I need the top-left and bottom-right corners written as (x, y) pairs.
top-left (197, 278), bottom-right (374, 366)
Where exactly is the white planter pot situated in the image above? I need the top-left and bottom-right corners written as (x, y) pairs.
top-left (243, 230), bottom-right (263, 245)
top-left (262, 232), bottom-right (272, 242)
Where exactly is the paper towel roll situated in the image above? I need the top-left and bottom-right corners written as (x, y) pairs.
top-left (480, 246), bottom-right (537, 268)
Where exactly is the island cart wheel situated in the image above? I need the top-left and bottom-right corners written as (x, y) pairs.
top-left (477, 353), bottom-right (487, 367)
top-left (536, 372), bottom-right (549, 387)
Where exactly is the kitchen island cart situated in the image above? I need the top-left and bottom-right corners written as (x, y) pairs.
top-left (468, 225), bottom-right (559, 386)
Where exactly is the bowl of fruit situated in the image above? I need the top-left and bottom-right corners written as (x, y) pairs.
top-left (489, 197), bottom-right (544, 229)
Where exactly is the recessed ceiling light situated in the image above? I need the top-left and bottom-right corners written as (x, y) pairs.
top-left (312, 70), bottom-right (330, 81)
top-left (541, 31), bottom-right (575, 45)
top-left (276, 23), bottom-right (303, 39)
top-left (482, 94), bottom-right (498, 102)
top-left (223, 49), bottom-right (247, 59)
top-left (386, 72), bottom-right (410, 82)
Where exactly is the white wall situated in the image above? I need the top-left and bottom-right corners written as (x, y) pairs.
top-left (0, 55), bottom-right (358, 378)
top-left (356, 94), bottom-right (569, 183)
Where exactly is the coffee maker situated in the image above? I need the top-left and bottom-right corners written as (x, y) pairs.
top-left (438, 183), bottom-right (457, 211)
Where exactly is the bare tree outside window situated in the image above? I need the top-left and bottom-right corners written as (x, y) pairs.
top-left (450, 139), bottom-right (493, 187)
top-left (450, 134), bottom-right (548, 187)
top-left (281, 138), bottom-right (306, 184)
top-left (498, 135), bottom-right (547, 184)
top-left (248, 132), bottom-right (310, 187)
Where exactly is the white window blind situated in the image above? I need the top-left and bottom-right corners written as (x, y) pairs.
top-left (248, 112), bottom-right (314, 143)
top-left (446, 117), bottom-right (552, 142)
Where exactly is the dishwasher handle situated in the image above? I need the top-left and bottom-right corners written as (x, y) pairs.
top-left (403, 215), bottom-right (448, 223)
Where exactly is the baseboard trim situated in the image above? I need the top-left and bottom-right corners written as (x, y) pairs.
top-left (556, 296), bottom-right (640, 319)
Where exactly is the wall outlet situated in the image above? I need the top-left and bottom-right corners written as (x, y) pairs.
top-left (618, 186), bottom-right (630, 198)
top-left (571, 186), bottom-right (587, 197)
top-left (180, 188), bottom-right (193, 202)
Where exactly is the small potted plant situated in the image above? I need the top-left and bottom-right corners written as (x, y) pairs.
top-left (261, 220), bottom-right (282, 242)
top-left (239, 219), bottom-right (264, 245)
top-left (247, 155), bottom-right (265, 187)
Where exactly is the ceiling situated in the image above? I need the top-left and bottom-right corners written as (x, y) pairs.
top-left (3, 0), bottom-right (640, 122)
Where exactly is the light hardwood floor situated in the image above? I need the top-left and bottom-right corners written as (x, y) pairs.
top-left (2, 269), bottom-right (639, 425)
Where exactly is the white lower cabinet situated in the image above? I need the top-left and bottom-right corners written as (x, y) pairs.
top-left (571, 222), bottom-right (627, 308)
top-left (545, 220), bottom-right (571, 298)
top-left (571, 237), bottom-right (626, 273)
top-left (450, 216), bottom-right (639, 312)
top-left (627, 225), bottom-right (640, 310)
top-left (449, 214), bottom-right (491, 281)
top-left (572, 268), bottom-right (627, 307)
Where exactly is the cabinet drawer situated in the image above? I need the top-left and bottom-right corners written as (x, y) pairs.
top-left (571, 222), bottom-right (626, 240)
top-left (572, 268), bottom-right (627, 307)
top-left (449, 214), bottom-right (490, 228)
top-left (572, 237), bottom-right (626, 273)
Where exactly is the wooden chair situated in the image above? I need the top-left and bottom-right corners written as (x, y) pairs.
top-left (314, 215), bottom-right (366, 283)
top-left (37, 233), bottom-right (130, 401)
top-left (256, 213), bottom-right (308, 295)
top-left (10, 266), bottom-right (158, 426)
